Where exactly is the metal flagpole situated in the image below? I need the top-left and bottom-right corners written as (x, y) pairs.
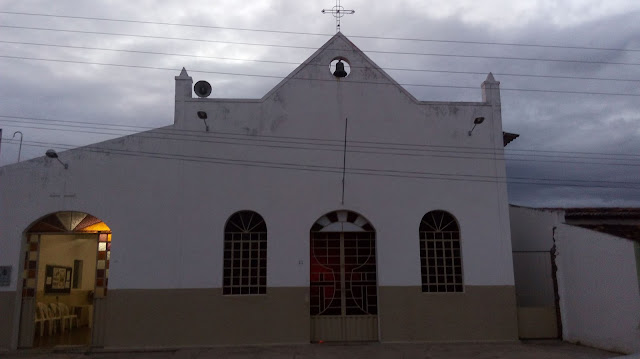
top-left (341, 117), bottom-right (348, 205)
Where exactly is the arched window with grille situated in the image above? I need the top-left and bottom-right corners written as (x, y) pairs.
top-left (223, 211), bottom-right (267, 295)
top-left (419, 210), bottom-right (463, 292)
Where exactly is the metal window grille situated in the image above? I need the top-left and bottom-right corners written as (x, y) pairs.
top-left (419, 210), bottom-right (463, 292)
top-left (223, 211), bottom-right (267, 295)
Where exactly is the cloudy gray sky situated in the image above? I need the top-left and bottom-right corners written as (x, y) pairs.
top-left (1, 0), bottom-right (639, 207)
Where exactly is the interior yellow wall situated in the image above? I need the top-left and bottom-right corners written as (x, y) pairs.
top-left (36, 234), bottom-right (97, 306)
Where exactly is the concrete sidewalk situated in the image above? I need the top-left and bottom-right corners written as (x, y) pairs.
top-left (2, 341), bottom-right (620, 359)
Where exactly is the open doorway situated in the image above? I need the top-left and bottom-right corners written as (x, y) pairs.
top-left (18, 211), bottom-right (111, 348)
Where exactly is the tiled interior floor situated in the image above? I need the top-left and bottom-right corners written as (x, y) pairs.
top-left (32, 326), bottom-right (91, 348)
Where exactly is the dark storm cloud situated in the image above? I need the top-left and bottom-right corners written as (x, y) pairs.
top-left (0, 0), bottom-right (639, 207)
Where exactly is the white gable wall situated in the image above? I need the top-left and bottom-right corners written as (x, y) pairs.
top-left (172, 34), bottom-right (513, 287)
top-left (0, 35), bottom-right (514, 292)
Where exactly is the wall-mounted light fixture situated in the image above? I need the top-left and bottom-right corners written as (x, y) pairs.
top-left (12, 131), bottom-right (23, 163)
top-left (197, 111), bottom-right (210, 132)
top-left (45, 149), bottom-right (68, 169)
top-left (468, 117), bottom-right (485, 136)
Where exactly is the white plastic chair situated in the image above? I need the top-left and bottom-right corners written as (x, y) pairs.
top-left (47, 303), bottom-right (62, 334)
top-left (57, 302), bottom-right (78, 331)
top-left (34, 302), bottom-right (47, 336)
top-left (35, 302), bottom-right (54, 336)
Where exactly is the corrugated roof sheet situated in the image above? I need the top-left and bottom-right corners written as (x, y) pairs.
top-left (565, 208), bottom-right (640, 219)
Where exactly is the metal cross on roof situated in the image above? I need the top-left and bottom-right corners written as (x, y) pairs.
top-left (322, 0), bottom-right (355, 33)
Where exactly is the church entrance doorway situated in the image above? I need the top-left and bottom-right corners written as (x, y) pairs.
top-left (17, 212), bottom-right (111, 348)
top-left (309, 210), bottom-right (378, 342)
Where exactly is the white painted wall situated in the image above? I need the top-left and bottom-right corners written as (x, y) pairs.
top-left (509, 206), bottom-right (561, 252)
top-left (555, 224), bottom-right (640, 354)
top-left (509, 206), bottom-right (561, 308)
top-left (0, 34), bottom-right (514, 295)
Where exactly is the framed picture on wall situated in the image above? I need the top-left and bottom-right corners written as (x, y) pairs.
top-left (44, 265), bottom-right (72, 294)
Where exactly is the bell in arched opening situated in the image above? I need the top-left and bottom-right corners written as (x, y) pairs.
top-left (333, 60), bottom-right (348, 78)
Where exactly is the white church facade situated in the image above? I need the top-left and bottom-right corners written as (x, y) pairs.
top-left (0, 33), bottom-right (519, 349)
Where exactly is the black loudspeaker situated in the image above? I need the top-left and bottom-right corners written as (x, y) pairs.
top-left (194, 80), bottom-right (212, 98)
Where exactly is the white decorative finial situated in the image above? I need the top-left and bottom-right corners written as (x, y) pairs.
top-left (322, 0), bottom-right (355, 33)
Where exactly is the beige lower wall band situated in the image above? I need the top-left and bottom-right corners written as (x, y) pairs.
top-left (103, 286), bottom-right (517, 347)
top-left (0, 291), bottom-right (16, 350)
top-left (104, 287), bottom-right (310, 347)
top-left (378, 286), bottom-right (518, 342)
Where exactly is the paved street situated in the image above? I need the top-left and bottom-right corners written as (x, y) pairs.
top-left (1, 341), bottom-right (622, 359)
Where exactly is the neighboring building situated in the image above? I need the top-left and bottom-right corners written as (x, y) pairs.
top-left (0, 33), bottom-right (519, 350)
top-left (510, 206), bottom-right (640, 354)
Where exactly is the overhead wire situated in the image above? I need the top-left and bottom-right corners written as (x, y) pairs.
top-left (1, 40), bottom-right (639, 83)
top-left (2, 119), bottom-right (640, 169)
top-left (1, 10), bottom-right (639, 53)
top-left (2, 115), bottom-right (640, 159)
top-left (2, 25), bottom-right (640, 67)
top-left (1, 55), bottom-right (639, 98)
top-left (3, 137), bottom-right (640, 190)
top-left (1, 115), bottom-right (640, 162)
